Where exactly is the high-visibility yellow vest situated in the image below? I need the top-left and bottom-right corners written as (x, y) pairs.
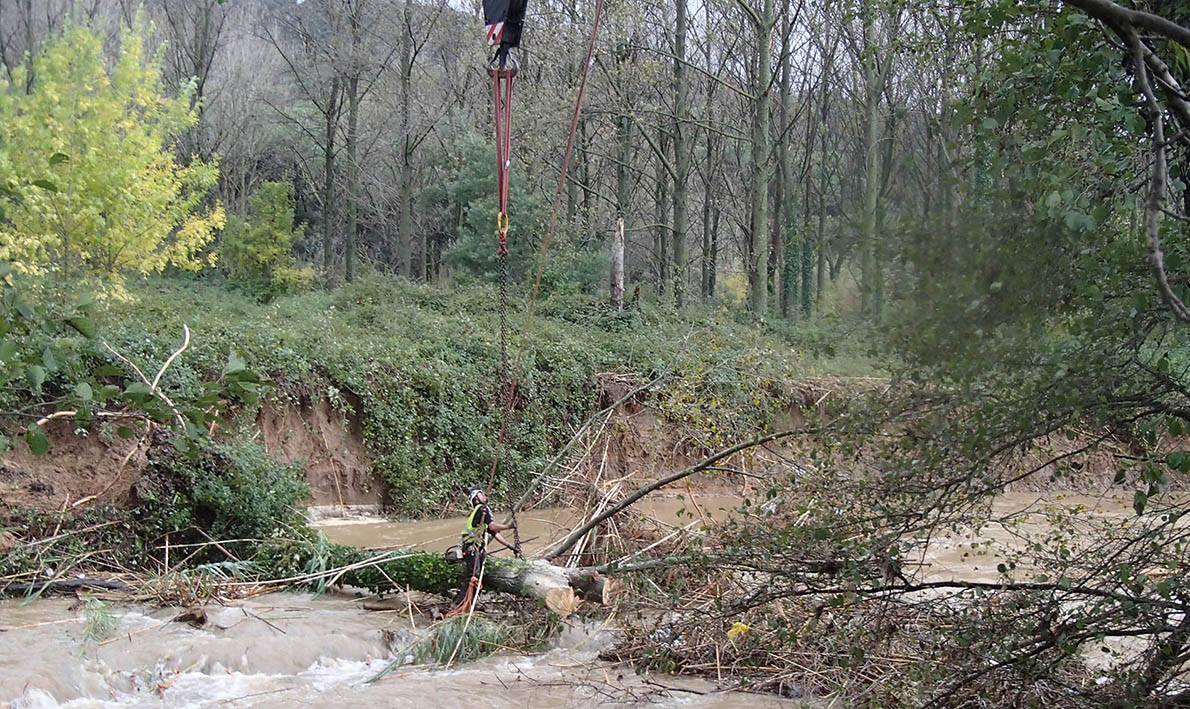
top-left (461, 504), bottom-right (486, 545)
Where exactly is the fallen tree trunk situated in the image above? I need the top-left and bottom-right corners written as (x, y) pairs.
top-left (0, 578), bottom-right (129, 597)
top-left (332, 550), bottom-right (608, 615)
top-left (485, 556), bottom-right (608, 603)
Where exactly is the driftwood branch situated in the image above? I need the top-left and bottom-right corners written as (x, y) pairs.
top-left (542, 426), bottom-right (820, 561)
top-left (102, 325), bottom-right (191, 428)
top-left (509, 372), bottom-right (670, 517)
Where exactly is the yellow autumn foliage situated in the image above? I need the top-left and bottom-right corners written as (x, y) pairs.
top-left (0, 20), bottom-right (224, 280)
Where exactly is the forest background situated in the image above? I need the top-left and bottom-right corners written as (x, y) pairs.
top-left (2, 0), bottom-right (1190, 705)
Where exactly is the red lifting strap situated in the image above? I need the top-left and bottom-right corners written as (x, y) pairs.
top-left (490, 62), bottom-right (515, 256)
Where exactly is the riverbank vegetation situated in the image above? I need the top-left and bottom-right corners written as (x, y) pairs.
top-left (2, 0), bottom-right (1190, 706)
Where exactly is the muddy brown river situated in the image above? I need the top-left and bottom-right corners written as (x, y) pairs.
top-left (0, 494), bottom-right (790, 709)
top-left (0, 592), bottom-right (798, 708)
top-left (314, 494), bottom-right (745, 558)
top-left (0, 491), bottom-right (1166, 707)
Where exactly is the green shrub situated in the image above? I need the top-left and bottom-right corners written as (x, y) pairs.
top-left (219, 182), bottom-right (314, 300)
top-left (136, 435), bottom-right (308, 549)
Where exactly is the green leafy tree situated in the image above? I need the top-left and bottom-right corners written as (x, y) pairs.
top-left (438, 134), bottom-right (549, 282)
top-left (219, 182), bottom-right (313, 299)
top-left (0, 22), bottom-right (224, 280)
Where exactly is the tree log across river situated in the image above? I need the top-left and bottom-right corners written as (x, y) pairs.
top-left (330, 550), bottom-right (608, 615)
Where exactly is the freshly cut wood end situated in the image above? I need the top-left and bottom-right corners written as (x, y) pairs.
top-left (601, 576), bottom-right (619, 605)
top-left (545, 587), bottom-right (580, 617)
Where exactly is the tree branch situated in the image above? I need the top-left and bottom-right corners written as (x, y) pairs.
top-left (542, 426), bottom-right (822, 561)
top-left (1065, 0), bottom-right (1190, 50)
top-left (1128, 30), bottom-right (1190, 323)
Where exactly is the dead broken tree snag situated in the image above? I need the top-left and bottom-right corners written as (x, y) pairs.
top-left (336, 550), bottom-right (608, 611)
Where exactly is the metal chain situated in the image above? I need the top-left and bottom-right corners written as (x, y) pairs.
top-left (485, 61), bottom-right (520, 558)
top-left (498, 245), bottom-right (521, 557)
top-left (498, 248), bottom-right (509, 402)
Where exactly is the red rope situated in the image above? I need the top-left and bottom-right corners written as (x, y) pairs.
top-left (444, 575), bottom-right (481, 618)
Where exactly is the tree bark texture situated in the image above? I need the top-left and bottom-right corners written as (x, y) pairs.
top-left (398, 0), bottom-right (416, 279)
top-left (611, 218), bottom-right (625, 309)
top-left (345, 74), bottom-right (360, 284)
top-left (775, 17), bottom-right (793, 317)
top-left (342, 551), bottom-right (609, 611)
top-left (746, 0), bottom-right (775, 317)
top-left (859, 11), bottom-right (881, 318)
top-left (322, 76), bottom-right (341, 280)
top-left (654, 143), bottom-right (671, 300)
top-left (671, 0), bottom-right (690, 309)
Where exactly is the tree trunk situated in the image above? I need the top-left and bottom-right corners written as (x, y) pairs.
top-left (615, 40), bottom-right (635, 290)
top-left (611, 218), bottom-right (625, 309)
top-left (344, 74), bottom-right (360, 284)
top-left (398, 0), bottom-right (415, 279)
top-left (775, 17), bottom-right (793, 317)
top-left (710, 206), bottom-right (719, 298)
top-left (341, 552), bottom-right (609, 611)
top-left (322, 76), bottom-right (341, 280)
top-left (671, 0), bottom-right (690, 309)
top-left (857, 5), bottom-right (887, 320)
top-left (701, 41), bottom-right (717, 304)
top-left (773, 132), bottom-right (787, 317)
top-left (746, 0), bottom-right (775, 317)
top-left (580, 118), bottom-right (593, 245)
top-left (484, 556), bottom-right (609, 605)
top-left (567, 146), bottom-right (579, 226)
top-left (801, 216), bottom-right (814, 316)
top-left (815, 47), bottom-right (831, 313)
top-left (616, 90), bottom-right (634, 222)
top-left (701, 183), bottom-right (713, 302)
top-left (22, 0), bottom-right (34, 93)
top-left (654, 146), bottom-right (671, 300)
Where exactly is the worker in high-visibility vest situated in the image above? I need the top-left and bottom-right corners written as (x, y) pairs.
top-left (451, 487), bottom-right (518, 608)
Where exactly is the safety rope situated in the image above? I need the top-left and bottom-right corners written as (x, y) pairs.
top-left (443, 574), bottom-right (480, 619)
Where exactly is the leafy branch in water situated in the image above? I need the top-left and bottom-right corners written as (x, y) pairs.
top-left (83, 598), bottom-right (116, 643)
